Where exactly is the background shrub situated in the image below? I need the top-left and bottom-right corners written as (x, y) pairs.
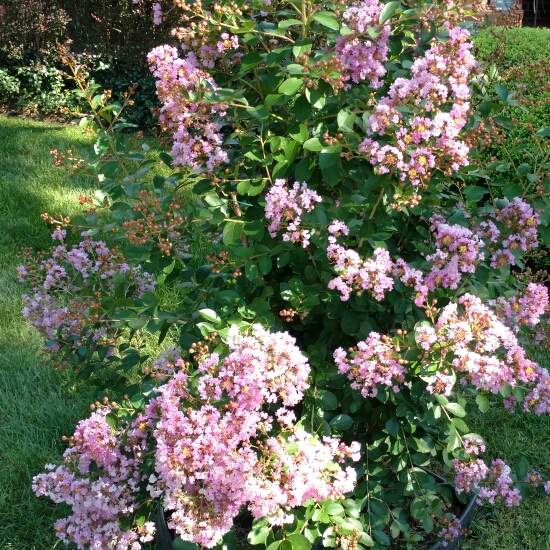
top-left (0, 0), bottom-right (170, 124)
top-left (472, 27), bottom-right (550, 179)
top-left (471, 27), bottom-right (550, 270)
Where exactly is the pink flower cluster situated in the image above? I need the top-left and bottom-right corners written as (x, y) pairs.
top-left (490, 283), bottom-right (548, 333)
top-left (152, 2), bottom-right (162, 25)
top-left (359, 26), bottom-right (477, 185)
top-left (264, 179), bottom-right (322, 247)
top-left (19, 238), bottom-right (155, 350)
top-left (335, 0), bottom-right (390, 89)
top-left (392, 201), bottom-right (542, 308)
top-left (333, 332), bottom-right (406, 398)
top-left (523, 367), bottom-right (550, 415)
top-left (437, 514), bottom-right (461, 548)
top-left (424, 214), bottom-right (485, 290)
top-left (326, 222), bottom-right (393, 301)
top-left (151, 346), bottom-right (185, 380)
top-left (35, 325), bottom-right (359, 549)
top-left (32, 409), bottom-right (152, 550)
top-left (150, 325), bottom-right (357, 546)
top-left (488, 197), bottom-right (540, 268)
top-left (462, 436), bottom-right (486, 456)
top-left (148, 45), bottom-right (228, 172)
top-left (453, 458), bottom-right (521, 507)
top-left (199, 33), bottom-right (239, 69)
top-left (415, 294), bottom-right (539, 395)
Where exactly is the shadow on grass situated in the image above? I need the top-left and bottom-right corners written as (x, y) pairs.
top-left (0, 117), bottom-right (94, 255)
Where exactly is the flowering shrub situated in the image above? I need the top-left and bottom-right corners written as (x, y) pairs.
top-left (18, 235), bottom-right (155, 363)
top-left (33, 325), bottom-right (359, 549)
top-left (28, 0), bottom-right (550, 549)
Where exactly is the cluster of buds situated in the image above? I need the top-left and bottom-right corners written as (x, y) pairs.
top-left (120, 190), bottom-right (185, 255)
top-left (206, 250), bottom-right (232, 274)
top-left (278, 308), bottom-right (308, 323)
top-left (88, 396), bottom-right (119, 412)
top-left (308, 56), bottom-right (348, 93)
top-left (189, 333), bottom-right (218, 362)
top-left (323, 132), bottom-right (344, 147)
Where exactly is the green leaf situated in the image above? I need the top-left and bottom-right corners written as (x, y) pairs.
top-left (173, 539), bottom-right (199, 550)
top-left (279, 18), bottom-right (302, 28)
top-left (494, 83), bottom-right (509, 102)
top-left (243, 219), bottom-right (265, 239)
top-left (304, 137), bottom-right (324, 151)
top-left (379, 1), bottom-right (400, 24)
top-left (476, 394), bottom-right (490, 413)
top-left (514, 457), bottom-right (529, 480)
top-left (329, 414), bottom-right (353, 430)
top-left (295, 157), bottom-right (316, 181)
top-left (259, 255), bottom-right (273, 274)
top-left (446, 432), bottom-right (462, 453)
top-left (198, 309), bottom-right (221, 324)
top-left (248, 525), bottom-right (271, 546)
top-left (446, 210), bottom-right (470, 227)
top-left (239, 51), bottom-right (263, 73)
top-left (444, 402), bottom-right (466, 418)
top-left (159, 152), bottom-right (173, 167)
top-left (373, 530), bottom-right (390, 545)
top-left (248, 105), bottom-right (270, 121)
top-left (105, 412), bottom-right (119, 430)
top-left (337, 109), bottom-right (357, 131)
top-left (289, 123), bottom-right (309, 143)
top-left (516, 163), bottom-right (532, 176)
top-left (539, 225), bottom-right (550, 249)
top-left (451, 417), bottom-right (469, 433)
top-left (359, 533), bottom-right (374, 547)
top-left (463, 185), bottom-right (487, 203)
top-left (536, 126), bottom-right (550, 138)
top-left (293, 38), bottom-right (313, 58)
top-left (310, 11), bottom-right (340, 30)
top-left (223, 221), bottom-right (243, 246)
top-left (286, 534), bottom-right (310, 550)
top-left (246, 261), bottom-right (259, 280)
top-left (385, 417), bottom-right (400, 437)
top-left (317, 389), bottom-right (338, 410)
top-left (341, 310), bottom-right (361, 335)
top-left (503, 183), bottom-right (523, 200)
top-left (325, 502), bottom-right (345, 516)
top-left (279, 78), bottom-right (303, 96)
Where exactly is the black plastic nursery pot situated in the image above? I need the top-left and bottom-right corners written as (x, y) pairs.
top-left (154, 474), bottom-right (479, 550)
top-left (155, 503), bottom-right (174, 550)
top-left (424, 469), bottom-right (479, 550)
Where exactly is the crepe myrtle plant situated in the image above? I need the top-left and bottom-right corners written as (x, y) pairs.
top-left (29, 0), bottom-right (550, 548)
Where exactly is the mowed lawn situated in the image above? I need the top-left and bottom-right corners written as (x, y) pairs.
top-left (1, 115), bottom-right (550, 549)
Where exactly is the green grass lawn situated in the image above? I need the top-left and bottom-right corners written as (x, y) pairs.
top-left (1, 115), bottom-right (550, 550)
top-left (0, 116), bottom-right (98, 549)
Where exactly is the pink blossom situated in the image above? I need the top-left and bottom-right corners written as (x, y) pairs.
top-left (264, 179), bottom-right (321, 247)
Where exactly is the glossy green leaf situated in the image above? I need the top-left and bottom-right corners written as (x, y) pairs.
top-left (286, 534), bottom-right (310, 550)
top-left (476, 394), bottom-right (490, 413)
top-left (514, 457), bottom-right (529, 480)
top-left (444, 402), bottom-right (466, 418)
top-left (317, 389), bottom-right (338, 410)
top-left (223, 221), bottom-right (243, 246)
top-left (279, 78), bottom-right (303, 96)
top-left (379, 1), bottom-right (400, 24)
top-left (198, 309), bottom-right (221, 324)
top-left (173, 538), bottom-right (199, 550)
top-left (310, 11), bottom-right (340, 30)
top-left (329, 414), bottom-right (353, 430)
